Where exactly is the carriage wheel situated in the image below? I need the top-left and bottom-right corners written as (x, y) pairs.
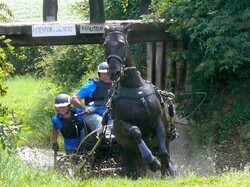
top-left (76, 129), bottom-right (122, 178)
top-left (55, 153), bottom-right (83, 177)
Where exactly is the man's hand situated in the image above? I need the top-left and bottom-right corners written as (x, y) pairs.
top-left (52, 142), bottom-right (59, 152)
top-left (85, 107), bottom-right (96, 113)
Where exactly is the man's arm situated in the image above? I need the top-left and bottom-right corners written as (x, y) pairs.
top-left (70, 94), bottom-right (87, 111)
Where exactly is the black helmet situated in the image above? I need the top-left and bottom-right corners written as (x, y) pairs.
top-left (54, 94), bottom-right (70, 107)
top-left (97, 61), bottom-right (109, 73)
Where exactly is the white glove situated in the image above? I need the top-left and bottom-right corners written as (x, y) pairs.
top-left (85, 107), bottom-right (96, 113)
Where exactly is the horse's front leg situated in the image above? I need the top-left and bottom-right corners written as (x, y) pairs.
top-left (116, 119), bottom-right (161, 172)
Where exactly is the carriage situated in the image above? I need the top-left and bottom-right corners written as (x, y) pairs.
top-left (55, 24), bottom-right (178, 179)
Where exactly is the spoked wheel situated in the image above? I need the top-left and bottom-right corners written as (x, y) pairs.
top-left (55, 153), bottom-right (83, 177)
top-left (75, 127), bottom-right (122, 178)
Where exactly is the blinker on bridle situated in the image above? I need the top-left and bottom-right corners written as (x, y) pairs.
top-left (105, 31), bottom-right (136, 74)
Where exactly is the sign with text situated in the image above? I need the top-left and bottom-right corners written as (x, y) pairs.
top-left (80, 24), bottom-right (104, 34)
top-left (32, 24), bottom-right (76, 37)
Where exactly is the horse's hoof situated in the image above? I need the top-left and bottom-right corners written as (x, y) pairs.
top-left (148, 157), bottom-right (161, 172)
top-left (168, 162), bottom-right (177, 176)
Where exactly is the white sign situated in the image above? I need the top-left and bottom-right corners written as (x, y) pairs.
top-left (32, 24), bottom-right (76, 37)
top-left (80, 24), bottom-right (104, 34)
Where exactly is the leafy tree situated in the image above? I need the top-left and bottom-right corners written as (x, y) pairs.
top-left (0, 2), bottom-right (14, 22)
top-left (6, 46), bottom-right (53, 75)
top-left (145, 0), bottom-right (250, 168)
top-left (146, 0), bottom-right (250, 92)
top-left (35, 45), bottom-right (105, 88)
top-left (0, 3), bottom-right (23, 152)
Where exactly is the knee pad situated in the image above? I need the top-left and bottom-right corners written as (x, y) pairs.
top-left (129, 126), bottom-right (141, 143)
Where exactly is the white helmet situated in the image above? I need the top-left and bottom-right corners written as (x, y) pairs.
top-left (54, 94), bottom-right (70, 107)
top-left (97, 61), bottom-right (109, 73)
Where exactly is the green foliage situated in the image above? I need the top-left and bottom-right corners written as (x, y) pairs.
top-left (70, 1), bottom-right (89, 20)
top-left (0, 37), bottom-right (15, 97)
top-left (130, 43), bottom-right (147, 78)
top-left (105, 0), bottom-right (140, 20)
top-left (0, 104), bottom-right (23, 153)
top-left (70, 0), bottom-right (141, 20)
top-left (6, 46), bottom-right (53, 75)
top-left (35, 45), bottom-right (105, 88)
top-left (0, 2), bottom-right (14, 22)
top-left (0, 15), bottom-right (21, 152)
top-left (147, 0), bottom-right (250, 92)
top-left (188, 90), bottom-right (250, 161)
top-left (0, 76), bottom-right (59, 147)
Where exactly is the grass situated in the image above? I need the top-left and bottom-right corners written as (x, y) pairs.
top-left (1, 0), bottom-right (83, 22)
top-left (0, 75), bottom-right (59, 147)
top-left (1, 1), bottom-right (249, 186)
top-left (1, 76), bottom-right (250, 186)
top-left (1, 147), bottom-right (250, 187)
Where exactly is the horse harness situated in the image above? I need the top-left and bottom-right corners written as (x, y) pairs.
top-left (105, 31), bottom-right (137, 78)
top-left (104, 30), bottom-right (178, 141)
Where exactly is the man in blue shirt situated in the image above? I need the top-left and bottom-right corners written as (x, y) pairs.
top-left (70, 62), bottom-right (113, 137)
top-left (52, 93), bottom-right (85, 155)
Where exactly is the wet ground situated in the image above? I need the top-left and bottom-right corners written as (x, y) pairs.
top-left (17, 122), bottom-right (216, 177)
top-left (17, 146), bottom-right (56, 170)
top-left (16, 114), bottom-right (249, 178)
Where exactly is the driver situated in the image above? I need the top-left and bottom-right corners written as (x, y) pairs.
top-left (70, 61), bottom-right (113, 138)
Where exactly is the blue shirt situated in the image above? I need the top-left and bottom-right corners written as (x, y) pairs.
top-left (52, 108), bottom-right (84, 151)
top-left (76, 79), bottom-right (106, 116)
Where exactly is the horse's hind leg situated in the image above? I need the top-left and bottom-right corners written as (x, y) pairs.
top-left (155, 116), bottom-right (173, 176)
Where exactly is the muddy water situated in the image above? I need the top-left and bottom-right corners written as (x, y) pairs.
top-left (17, 146), bottom-right (57, 170)
top-left (17, 123), bottom-right (215, 177)
top-left (170, 123), bottom-right (215, 176)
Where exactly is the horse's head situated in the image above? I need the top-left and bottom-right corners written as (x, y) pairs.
top-left (104, 24), bottom-right (130, 81)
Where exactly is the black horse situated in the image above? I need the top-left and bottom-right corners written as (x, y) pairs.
top-left (103, 24), bottom-right (176, 178)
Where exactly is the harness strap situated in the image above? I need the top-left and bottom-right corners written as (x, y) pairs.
top-left (123, 66), bottom-right (136, 71)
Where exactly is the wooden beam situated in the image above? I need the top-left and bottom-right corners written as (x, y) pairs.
top-left (0, 20), bottom-right (172, 47)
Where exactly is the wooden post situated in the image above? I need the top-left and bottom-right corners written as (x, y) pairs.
top-left (139, 0), bottom-right (151, 17)
top-left (155, 42), bottom-right (163, 88)
top-left (89, 0), bottom-right (105, 23)
top-left (185, 43), bottom-right (192, 92)
top-left (43, 0), bottom-right (58, 22)
top-left (176, 41), bottom-right (185, 90)
top-left (165, 40), bottom-right (174, 90)
top-left (146, 42), bottom-right (154, 83)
